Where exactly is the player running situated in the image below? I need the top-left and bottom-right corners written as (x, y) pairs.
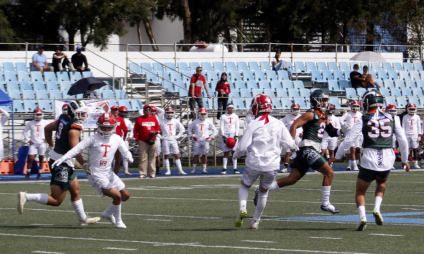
top-left (233, 94), bottom-right (295, 229)
top-left (187, 108), bottom-right (218, 174)
top-left (18, 101), bottom-right (100, 226)
top-left (159, 107), bottom-right (186, 175)
top-left (23, 108), bottom-right (49, 180)
top-left (280, 103), bottom-right (303, 172)
top-left (220, 104), bottom-right (240, 175)
top-left (119, 106), bottom-right (134, 175)
top-left (329, 90), bottom-right (409, 231)
top-left (402, 103), bottom-right (421, 169)
top-left (339, 100), bottom-right (363, 171)
top-left (321, 104), bottom-right (340, 165)
top-left (51, 113), bottom-right (134, 229)
top-left (253, 90), bottom-right (348, 214)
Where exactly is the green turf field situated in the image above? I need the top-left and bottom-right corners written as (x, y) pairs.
top-left (1, 170), bottom-right (424, 253)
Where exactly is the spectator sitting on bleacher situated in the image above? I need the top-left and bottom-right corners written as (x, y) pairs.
top-left (361, 65), bottom-right (381, 88)
top-left (215, 72), bottom-right (231, 119)
top-left (32, 45), bottom-right (54, 73)
top-left (53, 46), bottom-right (76, 72)
top-left (189, 66), bottom-right (211, 119)
top-left (350, 64), bottom-right (364, 89)
top-left (272, 50), bottom-right (291, 79)
top-left (83, 84), bottom-right (100, 99)
top-left (72, 46), bottom-right (91, 72)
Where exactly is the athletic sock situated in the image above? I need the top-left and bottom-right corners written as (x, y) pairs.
top-left (238, 184), bottom-right (249, 209)
top-left (202, 164), bottom-right (207, 171)
top-left (192, 164), bottom-right (197, 170)
top-left (105, 204), bottom-right (114, 214)
top-left (326, 155), bottom-right (330, 160)
top-left (352, 160), bottom-right (357, 166)
top-left (374, 196), bottom-right (383, 212)
top-left (123, 157), bottom-right (129, 173)
top-left (321, 186), bottom-right (331, 206)
top-left (112, 204), bottom-right (122, 223)
top-left (358, 206), bottom-right (366, 220)
top-left (175, 159), bottom-right (183, 172)
top-left (223, 158), bottom-right (228, 169)
top-left (26, 193), bottom-right (48, 205)
top-left (71, 199), bottom-right (87, 221)
top-left (356, 160), bottom-right (359, 165)
top-left (268, 180), bottom-right (280, 191)
top-left (27, 167), bottom-right (31, 173)
top-left (253, 190), bottom-right (268, 221)
top-left (232, 158), bottom-right (237, 169)
top-left (348, 160), bottom-right (352, 167)
top-left (165, 159), bottom-right (170, 173)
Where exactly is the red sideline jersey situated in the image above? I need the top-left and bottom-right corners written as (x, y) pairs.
top-left (134, 115), bottom-right (161, 141)
top-left (115, 116), bottom-right (128, 139)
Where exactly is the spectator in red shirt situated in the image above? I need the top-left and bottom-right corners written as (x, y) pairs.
top-left (189, 66), bottom-right (211, 119)
top-left (134, 105), bottom-right (161, 178)
top-left (215, 72), bottom-right (231, 119)
top-left (111, 106), bottom-right (128, 174)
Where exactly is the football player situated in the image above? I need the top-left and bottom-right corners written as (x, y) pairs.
top-left (386, 104), bottom-right (400, 170)
top-left (321, 104), bottom-right (340, 165)
top-left (111, 106), bottom-right (128, 174)
top-left (402, 103), bottom-right (421, 169)
top-left (281, 103), bottom-right (303, 172)
top-left (119, 106), bottom-right (134, 175)
top-left (62, 104), bottom-right (69, 115)
top-left (220, 104), bottom-right (240, 175)
top-left (151, 106), bottom-right (165, 175)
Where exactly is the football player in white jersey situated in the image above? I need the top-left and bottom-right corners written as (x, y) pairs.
top-left (220, 104), bottom-right (240, 174)
top-left (187, 108), bottom-right (218, 174)
top-left (151, 106), bottom-right (165, 174)
top-left (51, 113), bottom-right (134, 229)
top-left (243, 113), bottom-right (255, 132)
top-left (402, 103), bottom-right (421, 169)
top-left (23, 108), bottom-right (49, 180)
top-left (160, 107), bottom-right (186, 175)
top-left (281, 103), bottom-right (303, 172)
top-left (339, 100), bottom-right (363, 171)
top-left (321, 104), bottom-right (340, 165)
top-left (386, 104), bottom-right (401, 170)
top-left (119, 106), bottom-right (134, 175)
top-left (233, 94), bottom-right (295, 229)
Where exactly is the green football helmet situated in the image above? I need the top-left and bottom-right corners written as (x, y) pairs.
top-left (310, 89), bottom-right (329, 111)
top-left (361, 89), bottom-right (384, 111)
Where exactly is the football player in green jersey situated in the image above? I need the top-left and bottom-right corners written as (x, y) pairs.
top-left (329, 90), bottom-right (409, 231)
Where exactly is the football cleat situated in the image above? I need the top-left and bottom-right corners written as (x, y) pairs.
top-left (320, 203), bottom-right (340, 214)
top-left (17, 192), bottom-right (27, 214)
top-left (353, 164), bottom-right (359, 171)
top-left (235, 208), bottom-right (247, 228)
top-left (190, 169), bottom-right (196, 174)
top-left (37, 174), bottom-right (41, 179)
top-left (124, 172), bottom-right (132, 176)
top-left (409, 156), bottom-right (415, 162)
top-left (101, 211), bottom-right (116, 225)
top-left (115, 221), bottom-right (127, 229)
top-left (280, 166), bottom-right (287, 173)
top-left (233, 169), bottom-right (240, 174)
top-left (250, 219), bottom-right (260, 229)
top-left (202, 170), bottom-right (208, 174)
top-left (165, 171), bottom-right (171, 175)
top-left (24, 174), bottom-right (30, 180)
top-left (221, 169), bottom-right (227, 175)
top-left (373, 210), bottom-right (384, 226)
top-left (415, 163), bottom-right (421, 169)
top-left (346, 166), bottom-right (351, 171)
top-left (178, 171), bottom-right (187, 175)
top-left (253, 185), bottom-right (259, 207)
top-left (356, 219), bottom-right (367, 231)
top-left (390, 166), bottom-right (395, 170)
top-left (79, 215), bottom-right (101, 226)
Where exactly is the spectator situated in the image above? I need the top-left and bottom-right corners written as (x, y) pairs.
top-left (52, 46), bottom-right (76, 72)
top-left (349, 64), bottom-right (363, 89)
top-left (215, 72), bottom-right (231, 119)
top-left (272, 50), bottom-right (291, 79)
top-left (134, 105), bottom-right (161, 178)
top-left (32, 45), bottom-right (54, 73)
top-left (189, 66), bottom-right (211, 119)
top-left (361, 65), bottom-right (381, 88)
top-left (83, 84), bottom-right (100, 99)
top-left (72, 46), bottom-right (91, 72)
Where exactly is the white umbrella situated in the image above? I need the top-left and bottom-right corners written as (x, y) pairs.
top-left (349, 51), bottom-right (387, 63)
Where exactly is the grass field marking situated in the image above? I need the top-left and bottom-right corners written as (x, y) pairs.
top-left (32, 251), bottom-right (65, 254)
top-left (144, 219), bottom-right (172, 221)
top-left (305, 213), bottom-right (333, 216)
top-left (0, 233), bottom-right (377, 254)
top-left (30, 224), bottom-right (54, 226)
top-left (103, 247), bottom-right (138, 251)
top-left (240, 240), bottom-right (276, 243)
top-left (308, 237), bottom-right (342, 240)
top-left (369, 233), bottom-right (403, 237)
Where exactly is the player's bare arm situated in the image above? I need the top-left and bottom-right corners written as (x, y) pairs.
top-left (69, 129), bottom-right (85, 165)
top-left (45, 120), bottom-right (58, 148)
top-left (290, 112), bottom-right (314, 140)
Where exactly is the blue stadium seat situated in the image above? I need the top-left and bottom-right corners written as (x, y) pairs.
top-left (9, 90), bottom-right (21, 99)
top-left (242, 70), bottom-right (255, 82)
top-left (293, 81), bottom-right (304, 90)
top-left (316, 62), bottom-right (328, 71)
top-left (265, 70), bottom-right (278, 81)
top-left (370, 62), bottom-right (381, 71)
top-left (396, 97), bottom-right (408, 108)
top-left (311, 70), bottom-right (324, 83)
top-left (276, 88), bottom-right (287, 97)
top-left (3, 62), bottom-right (16, 74)
top-left (118, 99), bottom-right (132, 110)
top-left (384, 97), bottom-right (396, 107)
top-left (35, 90), bottom-right (49, 99)
top-left (410, 71), bottom-right (421, 81)
top-left (181, 71), bottom-right (192, 83)
top-left (339, 62), bottom-right (349, 71)
top-left (299, 88), bottom-right (310, 97)
top-left (165, 62), bottom-right (177, 72)
top-left (225, 62), bottom-right (237, 72)
top-left (277, 70), bottom-right (289, 80)
top-left (62, 90), bottom-right (75, 99)
top-left (405, 79), bottom-right (416, 89)
top-left (109, 99), bottom-right (118, 107)
top-left (177, 62), bottom-right (189, 72)
top-left (213, 62), bottom-right (225, 72)
top-left (16, 62), bottom-right (27, 73)
top-left (394, 80), bottom-right (405, 89)
top-left (329, 97), bottom-right (343, 109)
top-left (252, 88), bottom-right (263, 96)
top-left (356, 88), bottom-right (367, 97)
top-left (0, 83), bottom-right (6, 92)
top-left (240, 89), bottom-right (252, 98)
top-left (237, 62), bottom-right (249, 72)
top-left (263, 89), bottom-right (275, 97)
top-left (282, 80), bottom-right (293, 90)
top-left (377, 71), bottom-right (387, 81)
top-left (360, 62), bottom-right (369, 69)
top-left (37, 100), bottom-right (53, 112)
top-left (287, 88), bottom-right (299, 97)
top-left (344, 70), bottom-right (352, 81)
top-left (333, 71), bottom-right (344, 81)
top-left (368, 70), bottom-right (377, 79)
top-left (379, 88), bottom-right (390, 97)
top-left (129, 63), bottom-right (142, 75)
top-left (17, 72), bottom-right (30, 82)
top-left (82, 72), bottom-right (93, 78)
top-left (391, 87), bottom-right (402, 97)
top-left (272, 98), bottom-right (283, 110)
top-left (130, 99), bottom-right (143, 111)
top-left (13, 100), bottom-right (25, 112)
top-left (399, 71), bottom-right (409, 80)
top-left (246, 81), bottom-right (257, 90)
top-left (414, 63), bottom-right (424, 72)
top-left (44, 72), bottom-right (57, 83)
top-left (305, 62), bottom-right (317, 73)
top-left (23, 100), bottom-right (38, 112)
top-left (258, 81), bottom-right (270, 90)
top-left (59, 81), bottom-right (72, 91)
top-left (115, 90), bottom-right (128, 98)
top-left (57, 72), bottom-right (70, 82)
top-left (383, 80), bottom-right (394, 89)
top-left (327, 62), bottom-right (338, 72)
top-left (401, 88), bottom-right (413, 96)
top-left (173, 81), bottom-right (186, 91)
top-left (293, 61), bottom-right (306, 74)
top-left (328, 80), bottom-right (340, 92)
top-left (145, 72), bottom-right (159, 83)
top-left (254, 71), bottom-right (266, 82)
top-left (233, 81), bottom-right (246, 91)
top-left (418, 97), bottom-right (424, 108)
top-left (404, 63), bottom-right (414, 71)
top-left (46, 82), bottom-right (59, 91)
top-left (49, 90), bottom-right (62, 99)
top-left (294, 97), bottom-right (308, 109)
top-left (286, 62), bottom-right (293, 72)
top-left (70, 72), bottom-right (82, 82)
top-left (388, 70), bottom-right (398, 80)
top-left (349, 62), bottom-right (359, 70)
top-left (6, 81), bottom-right (19, 92)
top-left (280, 98), bottom-right (292, 110)
top-left (140, 63), bottom-right (153, 74)
top-left (232, 98), bottom-right (248, 110)
top-left (102, 90), bottom-right (115, 98)
top-left (345, 88), bottom-right (357, 100)
top-left (163, 81), bottom-right (176, 92)
top-left (178, 88), bottom-right (188, 101)
top-left (20, 81), bottom-right (32, 91)
top-left (270, 81), bottom-right (282, 90)
top-left (229, 71), bottom-right (242, 82)
top-left (201, 62), bottom-right (213, 72)
top-left (0, 74), bottom-right (4, 82)
top-left (170, 71), bottom-right (182, 82)
top-left (259, 61), bottom-right (271, 71)
top-left (408, 96), bottom-right (420, 108)
top-left (413, 88), bottom-right (423, 96)
top-left (152, 63), bottom-right (163, 73)
top-left (248, 62), bottom-right (260, 71)
top-left (382, 62), bottom-right (392, 71)
top-left (4, 72), bottom-right (17, 82)
top-left (30, 71), bottom-right (43, 83)
top-left (322, 70), bottom-right (333, 81)
top-left (392, 62), bottom-right (403, 72)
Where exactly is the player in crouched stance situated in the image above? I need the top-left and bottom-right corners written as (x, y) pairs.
top-left (329, 90), bottom-right (409, 231)
top-left (233, 94), bottom-right (295, 229)
top-left (51, 113), bottom-right (134, 229)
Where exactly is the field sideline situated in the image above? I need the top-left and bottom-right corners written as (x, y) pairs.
top-left (1, 168), bottom-right (424, 253)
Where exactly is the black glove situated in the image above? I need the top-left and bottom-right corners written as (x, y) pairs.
top-left (149, 131), bottom-right (156, 137)
top-left (234, 136), bottom-right (238, 143)
top-left (222, 136), bottom-right (227, 144)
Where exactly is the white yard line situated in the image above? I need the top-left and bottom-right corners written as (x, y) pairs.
top-left (103, 247), bottom-right (138, 251)
top-left (369, 233), bottom-right (403, 237)
top-left (308, 237), bottom-right (342, 240)
top-left (240, 240), bottom-right (276, 243)
top-left (144, 219), bottom-right (172, 222)
top-left (30, 224), bottom-right (54, 226)
top-left (305, 213), bottom-right (333, 216)
top-left (0, 233), bottom-right (377, 254)
top-left (32, 251), bottom-right (65, 254)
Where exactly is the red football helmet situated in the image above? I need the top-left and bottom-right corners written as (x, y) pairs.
top-left (165, 107), bottom-right (175, 119)
top-left (291, 103), bottom-right (301, 116)
top-left (250, 94), bottom-right (272, 117)
top-left (407, 103), bottom-right (417, 115)
top-left (327, 104), bottom-right (336, 114)
top-left (226, 137), bottom-right (236, 148)
top-left (386, 104), bottom-right (397, 116)
top-left (198, 108), bottom-right (208, 120)
top-left (111, 106), bottom-right (118, 111)
top-left (118, 106), bottom-right (128, 118)
top-left (62, 104), bottom-right (69, 115)
top-left (33, 108), bottom-right (44, 121)
top-left (350, 100), bottom-right (361, 113)
top-left (119, 106), bottom-right (128, 112)
top-left (97, 113), bottom-right (117, 138)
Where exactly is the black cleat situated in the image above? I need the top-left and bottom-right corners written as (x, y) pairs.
top-left (24, 174), bottom-right (30, 180)
top-left (320, 203), bottom-right (340, 214)
top-left (253, 185), bottom-right (259, 206)
top-left (221, 169), bottom-right (227, 175)
top-left (233, 169), bottom-right (240, 174)
top-left (37, 174), bottom-right (41, 179)
top-left (156, 167), bottom-right (161, 175)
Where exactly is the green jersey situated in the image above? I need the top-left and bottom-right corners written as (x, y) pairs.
top-left (361, 112), bottom-right (394, 149)
top-left (53, 114), bottom-right (83, 155)
top-left (302, 109), bottom-right (327, 144)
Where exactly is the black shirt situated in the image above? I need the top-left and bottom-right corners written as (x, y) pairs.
top-left (350, 71), bottom-right (362, 89)
top-left (71, 53), bottom-right (88, 68)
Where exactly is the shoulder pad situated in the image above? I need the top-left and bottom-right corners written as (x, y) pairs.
top-left (70, 123), bottom-right (83, 131)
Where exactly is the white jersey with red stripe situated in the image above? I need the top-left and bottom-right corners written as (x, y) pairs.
top-left (402, 114), bottom-right (422, 135)
top-left (281, 113), bottom-right (302, 137)
top-left (160, 118), bottom-right (185, 140)
top-left (220, 113), bottom-right (240, 137)
top-left (23, 119), bottom-right (49, 145)
top-left (339, 111), bottom-right (362, 128)
top-left (187, 119), bottom-right (218, 141)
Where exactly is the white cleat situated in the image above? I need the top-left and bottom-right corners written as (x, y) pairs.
top-left (190, 169), bottom-right (196, 174)
top-left (115, 221), bottom-right (127, 229)
top-left (250, 219), bottom-right (260, 229)
top-left (355, 219), bottom-right (367, 231)
top-left (415, 164), bottom-right (421, 169)
top-left (346, 166), bottom-right (351, 171)
top-left (235, 207), bottom-right (247, 228)
top-left (373, 210), bottom-right (384, 226)
top-left (17, 192), bottom-right (27, 214)
top-left (353, 164), bottom-right (359, 171)
top-left (280, 167), bottom-right (287, 173)
top-left (79, 215), bottom-right (101, 226)
top-left (101, 211), bottom-right (116, 225)
top-left (165, 171), bottom-right (171, 175)
top-left (124, 172), bottom-right (132, 175)
top-left (202, 170), bottom-right (208, 174)
top-left (390, 166), bottom-right (395, 170)
top-left (178, 171), bottom-right (187, 175)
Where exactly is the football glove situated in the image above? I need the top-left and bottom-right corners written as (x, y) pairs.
top-left (234, 136), bottom-right (238, 143)
top-left (51, 158), bottom-right (65, 169)
top-left (125, 155), bottom-right (134, 163)
top-left (222, 136), bottom-right (227, 144)
top-left (291, 143), bottom-right (299, 151)
top-left (341, 124), bottom-right (351, 135)
top-left (83, 162), bottom-right (92, 175)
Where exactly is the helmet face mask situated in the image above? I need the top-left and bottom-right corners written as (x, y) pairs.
top-left (310, 90), bottom-right (329, 112)
top-left (386, 104), bottom-right (397, 116)
top-left (62, 104), bottom-right (69, 115)
top-left (33, 108), bottom-right (44, 121)
top-left (97, 113), bottom-right (117, 138)
top-left (69, 101), bottom-right (89, 124)
top-left (165, 107), bottom-right (175, 119)
top-left (327, 104), bottom-right (335, 115)
top-left (166, 112), bottom-right (174, 119)
top-left (407, 103), bottom-right (417, 115)
top-left (291, 103), bottom-right (300, 116)
top-left (361, 90), bottom-right (384, 111)
top-left (198, 108), bottom-right (208, 120)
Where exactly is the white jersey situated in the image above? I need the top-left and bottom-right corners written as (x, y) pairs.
top-left (187, 119), bottom-right (218, 141)
top-left (402, 114), bottom-right (422, 135)
top-left (220, 113), bottom-right (240, 137)
top-left (58, 133), bottom-right (133, 174)
top-left (123, 118), bottom-right (133, 139)
top-left (233, 115), bottom-right (294, 171)
top-left (0, 108), bottom-right (9, 135)
top-left (243, 114), bottom-right (255, 132)
top-left (323, 114), bottom-right (340, 139)
top-left (281, 113), bottom-right (302, 136)
top-left (160, 118), bottom-right (185, 140)
top-left (339, 111), bottom-right (362, 128)
top-left (23, 119), bottom-right (49, 145)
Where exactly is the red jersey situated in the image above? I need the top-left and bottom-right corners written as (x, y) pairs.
top-left (215, 81), bottom-right (231, 94)
top-left (115, 116), bottom-right (128, 139)
top-left (189, 74), bottom-right (206, 96)
top-left (134, 115), bottom-right (161, 141)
